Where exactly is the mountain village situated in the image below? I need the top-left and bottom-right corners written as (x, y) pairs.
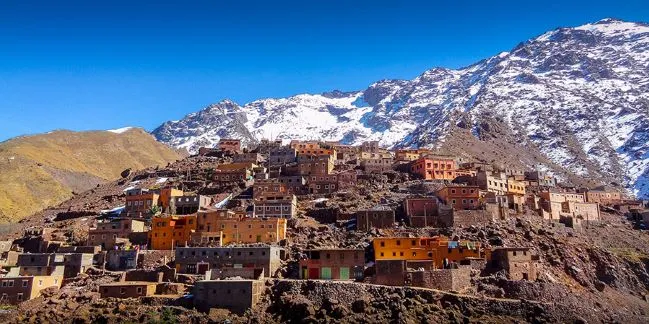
top-left (1, 137), bottom-right (648, 322)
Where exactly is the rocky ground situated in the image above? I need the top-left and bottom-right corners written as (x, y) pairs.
top-left (0, 157), bottom-right (648, 323)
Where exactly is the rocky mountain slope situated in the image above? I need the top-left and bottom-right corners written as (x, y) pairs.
top-left (0, 128), bottom-right (182, 222)
top-left (152, 19), bottom-right (649, 198)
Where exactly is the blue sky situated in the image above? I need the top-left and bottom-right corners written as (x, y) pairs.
top-left (0, 0), bottom-right (647, 141)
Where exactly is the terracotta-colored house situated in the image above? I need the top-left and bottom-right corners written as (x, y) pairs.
top-left (218, 139), bottom-right (241, 154)
top-left (194, 208), bottom-right (287, 245)
top-left (297, 154), bottom-right (335, 176)
top-left (124, 188), bottom-right (160, 217)
top-left (490, 247), bottom-right (539, 281)
top-left (437, 185), bottom-right (480, 210)
top-left (149, 215), bottom-right (197, 250)
top-left (88, 218), bottom-right (147, 250)
top-left (404, 197), bottom-right (439, 227)
top-left (299, 249), bottom-right (365, 280)
top-left (99, 281), bottom-right (157, 299)
top-left (410, 157), bottom-right (456, 180)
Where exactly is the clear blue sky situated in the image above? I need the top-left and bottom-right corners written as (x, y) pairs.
top-left (0, 0), bottom-right (647, 141)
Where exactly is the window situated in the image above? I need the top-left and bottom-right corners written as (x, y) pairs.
top-left (8, 281), bottom-right (13, 287)
top-left (451, 189), bottom-right (456, 194)
top-left (120, 287), bottom-right (126, 294)
top-left (380, 241), bottom-right (385, 247)
top-left (137, 287), bottom-right (143, 294)
top-left (1, 281), bottom-right (6, 287)
top-left (38, 280), bottom-right (43, 287)
top-left (17, 293), bottom-right (23, 301)
top-left (411, 240), bottom-right (416, 246)
top-left (396, 240), bottom-right (401, 246)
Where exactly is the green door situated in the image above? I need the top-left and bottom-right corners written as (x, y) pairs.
top-left (339, 267), bottom-right (350, 280)
top-left (321, 267), bottom-right (332, 280)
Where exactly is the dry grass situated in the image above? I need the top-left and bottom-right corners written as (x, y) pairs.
top-left (0, 128), bottom-right (181, 222)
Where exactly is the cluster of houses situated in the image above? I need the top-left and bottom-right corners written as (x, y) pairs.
top-left (0, 137), bottom-right (639, 312)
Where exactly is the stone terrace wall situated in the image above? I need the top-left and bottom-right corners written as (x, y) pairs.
top-left (453, 210), bottom-right (494, 227)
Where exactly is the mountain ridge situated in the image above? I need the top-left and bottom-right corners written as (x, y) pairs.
top-left (152, 18), bottom-right (649, 198)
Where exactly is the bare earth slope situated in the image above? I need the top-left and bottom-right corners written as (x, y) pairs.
top-left (0, 128), bottom-right (182, 222)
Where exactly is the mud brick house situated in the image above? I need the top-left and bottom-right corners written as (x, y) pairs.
top-left (277, 176), bottom-right (308, 195)
top-left (233, 152), bottom-right (263, 164)
top-left (404, 197), bottom-right (440, 227)
top-left (174, 246), bottom-right (284, 276)
top-left (374, 259), bottom-right (472, 291)
top-left (297, 153), bottom-right (335, 176)
top-left (87, 219), bottom-right (146, 250)
top-left (306, 173), bottom-right (343, 194)
top-left (15, 253), bottom-right (93, 278)
top-left (563, 201), bottom-right (601, 222)
top-left (490, 247), bottom-right (539, 281)
top-left (373, 237), bottom-right (486, 268)
top-left (269, 146), bottom-right (297, 165)
top-left (99, 281), bottom-right (157, 298)
top-left (360, 140), bottom-right (380, 153)
top-left (290, 141), bottom-right (323, 150)
top-left (194, 208), bottom-right (287, 245)
top-left (395, 149), bottom-right (423, 162)
top-left (149, 215), bottom-right (197, 250)
top-left (253, 178), bottom-right (290, 199)
top-left (299, 249), bottom-right (365, 280)
top-left (212, 163), bottom-right (253, 182)
top-left (504, 168), bottom-right (525, 179)
top-left (580, 186), bottom-right (623, 205)
top-left (105, 250), bottom-right (139, 271)
top-left (173, 195), bottom-right (213, 215)
top-left (355, 206), bottom-right (396, 231)
top-left (124, 188), bottom-right (160, 217)
top-left (218, 139), bottom-right (241, 154)
top-left (410, 156), bottom-right (457, 180)
top-left (476, 171), bottom-right (508, 196)
top-left (198, 147), bottom-right (220, 156)
top-left (158, 188), bottom-right (184, 213)
top-left (524, 170), bottom-right (556, 187)
top-left (253, 193), bottom-right (297, 218)
top-left (193, 279), bottom-right (264, 314)
top-left (538, 190), bottom-right (587, 220)
top-left (336, 170), bottom-right (358, 190)
top-left (0, 275), bottom-right (63, 304)
top-left (360, 157), bottom-right (394, 173)
top-left (332, 144), bottom-right (359, 162)
top-left (436, 185), bottom-right (480, 210)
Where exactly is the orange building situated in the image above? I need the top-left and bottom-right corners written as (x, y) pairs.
top-left (125, 188), bottom-right (160, 217)
top-left (159, 188), bottom-right (184, 212)
top-left (149, 215), bottom-right (197, 250)
top-left (436, 185), bottom-right (480, 210)
top-left (194, 209), bottom-right (287, 245)
top-left (373, 237), bottom-right (487, 268)
top-left (410, 157), bottom-right (456, 180)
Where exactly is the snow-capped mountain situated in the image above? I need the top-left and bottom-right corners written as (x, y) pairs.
top-left (152, 18), bottom-right (649, 198)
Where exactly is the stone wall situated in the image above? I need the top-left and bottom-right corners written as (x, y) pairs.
top-left (408, 268), bottom-right (471, 292)
top-left (452, 210), bottom-right (494, 227)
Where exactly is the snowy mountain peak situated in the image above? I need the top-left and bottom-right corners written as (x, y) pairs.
top-left (152, 19), bottom-right (649, 198)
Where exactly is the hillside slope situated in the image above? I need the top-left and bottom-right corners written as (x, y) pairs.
top-left (152, 18), bottom-right (649, 197)
top-left (0, 128), bottom-right (182, 222)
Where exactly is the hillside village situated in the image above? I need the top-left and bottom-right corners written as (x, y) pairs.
top-left (1, 138), bottom-right (649, 323)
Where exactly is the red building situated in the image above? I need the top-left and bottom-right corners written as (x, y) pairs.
top-left (437, 185), bottom-right (480, 210)
top-left (404, 197), bottom-right (439, 227)
top-left (299, 249), bottom-right (365, 280)
top-left (218, 139), bottom-right (241, 154)
top-left (410, 157), bottom-right (456, 180)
